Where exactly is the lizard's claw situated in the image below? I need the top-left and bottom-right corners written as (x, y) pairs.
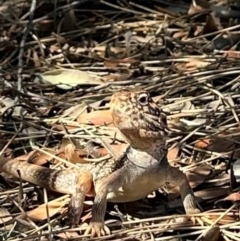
top-left (84, 221), bottom-right (110, 237)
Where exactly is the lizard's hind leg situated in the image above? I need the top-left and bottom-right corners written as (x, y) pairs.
top-left (68, 170), bottom-right (94, 226)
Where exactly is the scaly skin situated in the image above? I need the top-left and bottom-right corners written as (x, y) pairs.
top-left (0, 90), bottom-right (200, 237)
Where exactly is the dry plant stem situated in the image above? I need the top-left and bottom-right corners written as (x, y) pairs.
top-left (185, 24), bottom-right (240, 42)
top-left (0, 90), bottom-right (199, 237)
top-left (16, 0), bottom-right (37, 103)
top-left (100, 0), bottom-right (144, 15)
top-left (194, 203), bottom-right (236, 241)
top-left (43, 188), bottom-right (52, 241)
top-left (1, 2), bottom-right (240, 239)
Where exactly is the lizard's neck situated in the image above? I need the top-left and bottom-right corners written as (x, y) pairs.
top-left (131, 142), bottom-right (167, 161)
top-left (127, 145), bottom-right (167, 167)
top-left (120, 130), bottom-right (167, 161)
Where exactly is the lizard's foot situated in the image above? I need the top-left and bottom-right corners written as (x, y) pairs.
top-left (67, 193), bottom-right (84, 226)
top-left (183, 194), bottom-right (201, 214)
top-left (84, 221), bottom-right (110, 237)
top-left (67, 203), bottom-right (81, 226)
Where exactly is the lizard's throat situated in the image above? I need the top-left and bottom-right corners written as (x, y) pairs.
top-left (120, 131), bottom-right (167, 160)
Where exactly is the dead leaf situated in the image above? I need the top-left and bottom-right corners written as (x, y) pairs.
top-left (77, 110), bottom-right (113, 126)
top-left (185, 58), bottom-right (210, 69)
top-left (225, 50), bottom-right (240, 59)
top-left (195, 138), bottom-right (212, 149)
top-left (167, 147), bottom-right (179, 161)
top-left (0, 207), bottom-right (12, 224)
top-left (188, 0), bottom-right (222, 36)
top-left (92, 46), bottom-right (126, 58)
top-left (194, 136), bottom-right (240, 155)
top-left (187, 166), bottom-right (212, 188)
top-left (27, 149), bottom-right (59, 166)
top-left (17, 198), bottom-right (70, 221)
top-left (63, 103), bottom-right (87, 118)
top-left (125, 31), bottom-right (132, 57)
top-left (55, 231), bottom-right (81, 240)
top-left (167, 165), bottom-right (211, 200)
top-left (176, 59), bottom-right (211, 72)
top-left (203, 13), bottom-right (222, 35)
top-left (101, 73), bottom-right (130, 82)
top-left (194, 187), bottom-right (229, 200)
top-left (223, 192), bottom-right (240, 202)
top-left (188, 0), bottom-right (211, 15)
top-left (34, 69), bottom-right (102, 90)
top-left (173, 31), bottom-right (188, 39)
top-left (104, 58), bottom-right (139, 68)
top-left (203, 213), bottom-right (236, 225)
top-left (201, 226), bottom-right (220, 241)
top-left (32, 50), bottom-right (41, 68)
top-left (61, 8), bottom-right (77, 31)
top-left (0, 97), bottom-right (23, 116)
top-left (64, 144), bottom-right (87, 164)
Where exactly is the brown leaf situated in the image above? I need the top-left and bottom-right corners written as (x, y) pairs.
top-left (101, 73), bottom-right (130, 82)
top-left (0, 207), bottom-right (12, 224)
top-left (201, 226), bottom-right (220, 241)
top-left (17, 198), bottom-right (70, 221)
top-left (55, 231), bottom-right (81, 240)
top-left (23, 149), bottom-right (63, 166)
top-left (203, 213), bottom-right (236, 225)
top-left (77, 110), bottom-right (113, 126)
top-left (203, 13), bottom-right (222, 34)
top-left (195, 138), bottom-right (212, 149)
top-left (61, 9), bottom-right (77, 32)
top-left (64, 144), bottom-right (87, 164)
top-left (168, 165), bottom-right (211, 200)
top-left (173, 31), bottom-right (188, 39)
top-left (194, 187), bottom-right (229, 200)
top-left (32, 50), bottom-right (41, 68)
top-left (195, 135), bottom-right (240, 159)
top-left (188, 0), bottom-right (211, 15)
top-left (177, 58), bottom-right (210, 71)
top-left (104, 58), bottom-right (139, 68)
top-left (223, 192), bottom-right (240, 202)
top-left (187, 166), bottom-right (212, 188)
top-left (225, 50), bottom-right (240, 59)
top-left (167, 147), bottom-right (179, 161)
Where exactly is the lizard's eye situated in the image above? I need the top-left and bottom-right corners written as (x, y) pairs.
top-left (137, 93), bottom-right (149, 106)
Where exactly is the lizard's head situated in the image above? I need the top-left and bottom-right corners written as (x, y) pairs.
top-left (110, 90), bottom-right (169, 150)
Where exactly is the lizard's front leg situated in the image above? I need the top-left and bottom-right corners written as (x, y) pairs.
top-left (84, 170), bottom-right (126, 237)
top-left (166, 166), bottom-right (200, 214)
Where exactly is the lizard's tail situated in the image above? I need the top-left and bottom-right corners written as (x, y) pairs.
top-left (0, 157), bottom-right (78, 194)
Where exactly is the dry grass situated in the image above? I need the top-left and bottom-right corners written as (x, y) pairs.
top-left (0, 0), bottom-right (240, 240)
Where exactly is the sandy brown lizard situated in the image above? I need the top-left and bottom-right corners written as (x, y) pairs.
top-left (0, 90), bottom-right (200, 237)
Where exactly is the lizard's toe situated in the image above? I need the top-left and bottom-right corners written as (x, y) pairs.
top-left (84, 221), bottom-right (110, 237)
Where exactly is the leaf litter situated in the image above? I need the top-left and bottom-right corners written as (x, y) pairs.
top-left (1, 0), bottom-right (240, 240)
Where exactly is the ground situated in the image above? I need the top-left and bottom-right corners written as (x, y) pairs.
top-left (0, 0), bottom-right (240, 240)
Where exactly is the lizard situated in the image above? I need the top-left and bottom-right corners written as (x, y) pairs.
top-left (0, 90), bottom-right (200, 237)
